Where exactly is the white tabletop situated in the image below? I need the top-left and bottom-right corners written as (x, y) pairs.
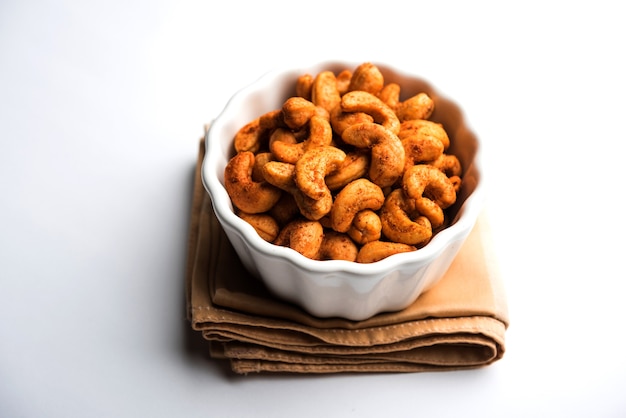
top-left (2, 1), bottom-right (625, 417)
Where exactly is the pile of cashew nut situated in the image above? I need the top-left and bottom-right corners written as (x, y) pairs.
top-left (224, 62), bottom-right (463, 263)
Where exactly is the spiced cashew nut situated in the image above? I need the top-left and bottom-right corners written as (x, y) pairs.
top-left (269, 115), bottom-right (333, 163)
top-left (325, 150), bottom-right (370, 191)
top-left (347, 62), bottom-right (384, 95)
top-left (380, 188), bottom-right (433, 245)
top-left (403, 164), bottom-right (457, 229)
top-left (273, 219), bottom-right (324, 260)
top-left (317, 231), bottom-right (358, 262)
top-left (237, 211), bottom-right (280, 242)
top-left (340, 90), bottom-right (401, 135)
top-left (356, 240), bottom-right (417, 263)
top-left (347, 209), bottom-right (382, 245)
top-left (330, 178), bottom-right (385, 233)
top-left (399, 119), bottom-right (450, 150)
top-left (233, 109), bottom-right (283, 153)
top-left (262, 160), bottom-right (332, 221)
top-left (341, 122), bottom-right (405, 188)
top-left (294, 145), bottom-right (346, 200)
top-left (395, 92), bottom-right (435, 122)
top-left (311, 70), bottom-right (342, 113)
top-left (224, 151), bottom-right (282, 214)
top-left (281, 96), bottom-right (329, 130)
top-left (430, 154), bottom-right (463, 192)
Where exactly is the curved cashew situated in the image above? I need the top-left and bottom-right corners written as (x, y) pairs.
top-left (378, 82), bottom-right (400, 108)
top-left (262, 160), bottom-right (333, 221)
top-left (294, 145), bottom-right (346, 200)
top-left (403, 164), bottom-right (457, 228)
top-left (237, 211), bottom-right (280, 242)
top-left (325, 150), bottom-right (370, 191)
top-left (430, 153), bottom-right (462, 177)
top-left (430, 153), bottom-right (463, 193)
top-left (233, 109), bottom-right (283, 153)
top-left (336, 69), bottom-right (352, 95)
top-left (311, 70), bottom-right (341, 113)
top-left (356, 240), bottom-right (417, 264)
top-left (317, 231), bottom-right (358, 262)
top-left (395, 92), bottom-right (435, 122)
top-left (380, 188), bottom-right (433, 245)
top-left (273, 219), bottom-right (324, 260)
top-left (348, 62), bottom-right (384, 95)
top-left (341, 122), bottom-right (405, 188)
top-left (399, 120), bottom-right (445, 168)
top-left (224, 151), bottom-right (282, 214)
top-left (233, 118), bottom-right (263, 154)
top-left (269, 115), bottom-right (333, 164)
top-left (340, 90), bottom-right (400, 135)
top-left (269, 128), bottom-right (299, 163)
top-left (252, 152), bottom-right (274, 182)
top-left (399, 119), bottom-right (450, 150)
top-left (329, 108), bottom-right (374, 136)
top-left (259, 108), bottom-right (284, 130)
top-left (330, 178), bottom-right (385, 233)
top-left (281, 97), bottom-right (329, 130)
top-left (347, 209), bottom-right (382, 245)
top-left (261, 160), bottom-right (296, 191)
top-left (295, 73), bottom-right (314, 100)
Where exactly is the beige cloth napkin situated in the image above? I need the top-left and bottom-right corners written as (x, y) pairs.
top-left (186, 137), bottom-right (509, 374)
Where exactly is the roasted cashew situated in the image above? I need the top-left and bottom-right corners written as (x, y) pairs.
top-left (269, 115), bottom-right (333, 164)
top-left (294, 145), bottom-right (346, 200)
top-left (395, 92), bottom-right (435, 122)
top-left (399, 119), bottom-right (450, 150)
top-left (281, 96), bottom-right (329, 130)
top-left (430, 153), bottom-right (462, 177)
top-left (340, 90), bottom-right (401, 135)
top-left (273, 219), bottom-right (324, 260)
top-left (269, 128), bottom-right (299, 163)
top-left (330, 178), bottom-right (385, 233)
top-left (336, 69), bottom-right (352, 95)
top-left (261, 160), bottom-right (296, 191)
top-left (252, 152), bottom-right (274, 182)
top-left (259, 108), bottom-right (284, 130)
top-left (380, 188), bottom-right (433, 245)
top-left (356, 240), bottom-right (417, 264)
top-left (430, 153), bottom-right (463, 193)
top-left (402, 164), bottom-right (457, 228)
top-left (237, 211), bottom-right (280, 242)
top-left (348, 62), bottom-right (384, 95)
top-left (341, 122), bottom-right (405, 188)
top-left (311, 70), bottom-right (341, 113)
top-left (325, 150), bottom-right (370, 191)
top-left (401, 135), bottom-right (444, 169)
top-left (262, 161), bottom-right (333, 221)
top-left (224, 151), bottom-right (282, 214)
top-left (347, 209), bottom-right (382, 245)
top-left (399, 120), bottom-right (445, 168)
top-left (233, 110), bottom-right (283, 153)
top-left (329, 108), bottom-right (374, 136)
top-left (296, 73), bottom-right (314, 100)
top-left (378, 82), bottom-right (400, 108)
top-left (317, 231), bottom-right (358, 262)
top-left (233, 118), bottom-right (263, 154)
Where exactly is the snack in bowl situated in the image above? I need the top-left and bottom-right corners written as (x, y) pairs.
top-left (202, 61), bottom-right (484, 320)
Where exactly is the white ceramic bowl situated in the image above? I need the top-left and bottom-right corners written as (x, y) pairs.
top-left (202, 61), bottom-right (485, 321)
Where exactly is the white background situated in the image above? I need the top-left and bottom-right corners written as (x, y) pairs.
top-left (1, 1), bottom-right (625, 417)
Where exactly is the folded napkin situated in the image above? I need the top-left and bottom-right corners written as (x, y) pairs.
top-left (186, 137), bottom-right (509, 374)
